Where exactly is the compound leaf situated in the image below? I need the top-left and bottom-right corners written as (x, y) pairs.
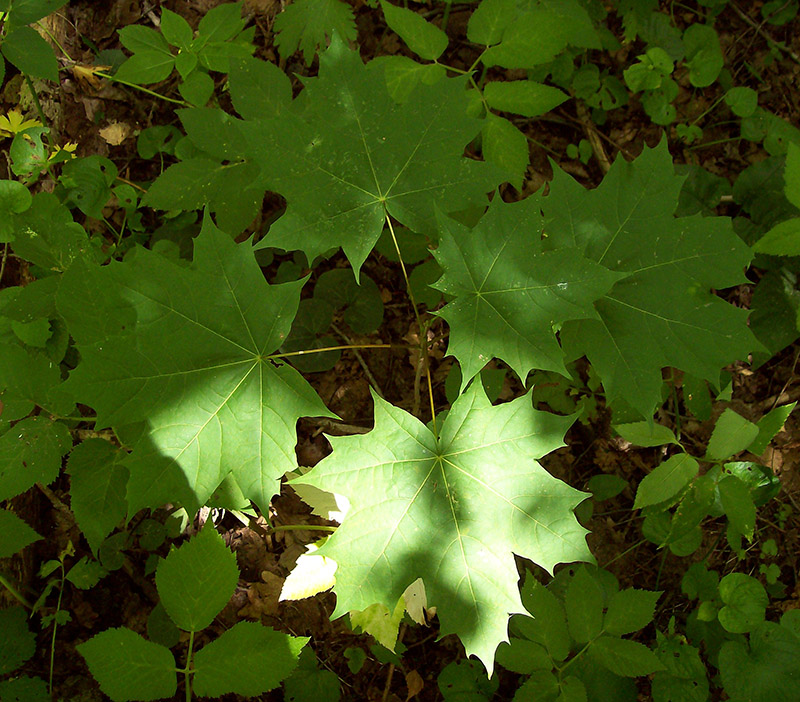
top-left (634, 454), bottom-right (698, 509)
top-left (544, 141), bottom-right (758, 418)
top-left (380, 1), bottom-right (449, 61)
top-left (433, 196), bottom-right (621, 389)
top-left (604, 588), bottom-right (661, 636)
top-left (253, 39), bottom-right (500, 275)
top-left (61, 216), bottom-right (332, 515)
top-left (78, 629), bottom-right (176, 702)
top-left (589, 636), bottom-right (665, 677)
top-left (293, 382), bottom-right (591, 672)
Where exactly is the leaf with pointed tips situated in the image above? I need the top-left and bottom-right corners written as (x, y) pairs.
top-left (293, 383), bottom-right (591, 672)
top-left (61, 216), bottom-right (333, 515)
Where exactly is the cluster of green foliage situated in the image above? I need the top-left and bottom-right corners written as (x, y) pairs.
top-left (2, 0), bottom-right (800, 700)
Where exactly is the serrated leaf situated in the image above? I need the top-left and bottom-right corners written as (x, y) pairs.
top-left (350, 597), bottom-right (406, 650)
top-left (283, 648), bottom-right (341, 702)
top-left (634, 454), bottom-right (698, 509)
top-left (280, 543), bottom-right (338, 600)
top-left (652, 631), bottom-right (708, 702)
top-left (293, 383), bottom-right (590, 672)
top-left (254, 39), bottom-right (501, 276)
top-left (0, 508), bottom-right (42, 557)
top-left (0, 607), bottom-right (36, 674)
top-left (467, 0), bottom-right (516, 45)
top-left (545, 141), bottom-right (757, 418)
top-left (518, 576), bottom-right (572, 661)
top-left (193, 622), bottom-right (307, 696)
top-left (0, 416), bottom-right (71, 501)
top-left (62, 217), bottom-right (332, 514)
top-left (274, 0), bottom-right (356, 64)
top-left (433, 196), bottom-right (621, 389)
top-left (566, 566), bottom-right (604, 644)
top-left (750, 402), bottom-right (796, 455)
top-left (381, 1), bottom-right (448, 60)
top-left (752, 217), bottom-right (800, 256)
top-left (718, 573), bottom-right (767, 634)
top-left (719, 475), bottom-right (756, 540)
top-left (5, 0), bottom-right (69, 26)
top-left (115, 51), bottom-right (175, 84)
top-left (160, 8), bottom-right (194, 49)
top-left (1, 27), bottom-right (58, 81)
top-left (706, 409), bottom-right (759, 460)
top-left (66, 439), bottom-right (128, 553)
top-left (78, 629), bottom-right (176, 702)
top-left (0, 675), bottom-right (50, 702)
top-left (484, 80), bottom-right (568, 117)
top-left (371, 55), bottom-right (446, 103)
top-left (589, 636), bottom-right (665, 677)
top-left (614, 421), bottom-right (678, 447)
top-left (603, 589), bottom-right (661, 636)
top-left (784, 141), bottom-right (800, 209)
top-left (481, 114), bottom-right (529, 190)
top-left (496, 638), bottom-right (551, 674)
top-left (155, 525), bottom-right (239, 632)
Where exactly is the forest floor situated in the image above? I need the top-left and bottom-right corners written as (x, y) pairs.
top-left (2, 1), bottom-right (800, 700)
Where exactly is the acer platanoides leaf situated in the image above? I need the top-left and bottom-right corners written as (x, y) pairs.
top-left (433, 195), bottom-right (622, 389)
top-left (542, 141), bottom-right (759, 418)
top-left (292, 383), bottom-right (591, 672)
top-left (61, 216), bottom-right (333, 515)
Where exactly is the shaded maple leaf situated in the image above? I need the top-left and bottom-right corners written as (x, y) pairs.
top-left (60, 216), bottom-right (333, 515)
top-left (292, 383), bottom-right (591, 672)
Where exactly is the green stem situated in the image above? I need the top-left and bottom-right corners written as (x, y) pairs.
top-left (0, 572), bottom-right (32, 608)
top-left (601, 538), bottom-right (646, 569)
top-left (384, 211), bottom-right (437, 435)
top-left (689, 93), bottom-right (726, 126)
top-left (23, 75), bottom-right (58, 180)
top-left (185, 629), bottom-right (196, 702)
top-left (95, 72), bottom-right (190, 106)
top-left (0, 243), bottom-right (8, 283)
top-left (270, 343), bottom-right (392, 360)
top-left (35, 20), bottom-right (74, 62)
top-left (441, 1), bottom-right (452, 32)
top-left (48, 564), bottom-right (66, 695)
top-left (555, 638), bottom-right (593, 677)
top-left (270, 524), bottom-right (337, 533)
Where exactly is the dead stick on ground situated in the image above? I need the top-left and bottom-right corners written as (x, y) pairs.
top-left (731, 3), bottom-right (800, 65)
top-left (575, 101), bottom-right (612, 173)
top-left (331, 322), bottom-right (385, 399)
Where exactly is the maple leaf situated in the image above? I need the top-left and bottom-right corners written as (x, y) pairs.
top-left (60, 216), bottom-right (333, 515)
top-left (273, 0), bottom-right (356, 64)
top-left (432, 195), bottom-right (622, 389)
top-left (250, 38), bottom-right (501, 275)
top-left (292, 383), bottom-right (591, 672)
top-left (542, 141), bottom-right (759, 418)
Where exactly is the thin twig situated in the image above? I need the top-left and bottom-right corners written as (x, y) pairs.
top-left (575, 101), bottom-right (611, 173)
top-left (730, 3), bottom-right (800, 65)
top-left (331, 322), bottom-right (384, 398)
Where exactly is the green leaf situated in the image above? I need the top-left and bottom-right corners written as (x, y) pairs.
top-left (118, 24), bottom-right (171, 54)
top-left (718, 573), bottom-right (767, 634)
top-left (784, 141), bottom-right (800, 209)
top-left (229, 57), bottom-right (292, 120)
top-left (178, 71), bottom-right (214, 107)
top-left (350, 598), bottom-right (405, 650)
top-left (314, 269), bottom-right (384, 333)
top-left (518, 576), bottom-right (572, 662)
top-left (66, 439), bottom-right (128, 554)
top-left (633, 454), bottom-right (698, 509)
top-left (0, 675), bottom-right (50, 701)
top-left (371, 55), bottom-right (446, 103)
top-left (160, 8), bottom-right (194, 49)
top-left (195, 1), bottom-right (245, 44)
top-left (482, 1), bottom-right (600, 68)
top-left (294, 383), bottom-right (591, 672)
top-left (380, 1), bottom-right (448, 60)
top-left (155, 525), bottom-right (239, 632)
top-left (1, 27), bottom-right (58, 81)
top-left (0, 416), bottom-right (71, 501)
top-left (432, 196), bottom-right (621, 390)
top-left (750, 402), bottom-right (796, 455)
top-left (438, 659), bottom-right (499, 700)
top-left (5, 0), bottom-right (69, 26)
top-left (719, 475), bottom-right (756, 540)
top-left (753, 217), bottom-right (800, 256)
top-left (566, 566), bottom-right (604, 644)
top-left (589, 636), bottom-right (665, 677)
top-left (62, 217), bottom-right (332, 515)
top-left (0, 508), bottom-right (42, 557)
top-left (78, 629), bottom-right (176, 702)
top-left (255, 39), bottom-right (500, 275)
top-left (274, 0), bottom-right (356, 64)
top-left (652, 630), bottom-right (709, 702)
top-left (0, 607), bottom-right (36, 674)
top-left (283, 648), bottom-right (341, 702)
top-left (603, 588), bottom-right (661, 636)
top-left (725, 87), bottom-right (758, 118)
top-left (614, 421), bottom-right (678, 447)
top-left (193, 622), bottom-right (307, 696)
top-left (683, 24), bottom-right (723, 87)
top-left (495, 638), bottom-right (551, 674)
top-left (706, 408), bottom-right (759, 460)
top-left (467, 0), bottom-right (516, 45)
top-left (587, 474), bottom-right (628, 502)
top-left (514, 670), bottom-right (560, 702)
top-left (481, 114), bottom-right (529, 190)
top-left (544, 141), bottom-right (757, 418)
top-left (0, 179), bottom-right (32, 240)
top-left (484, 80), bottom-right (569, 117)
top-left (719, 622), bottom-right (800, 702)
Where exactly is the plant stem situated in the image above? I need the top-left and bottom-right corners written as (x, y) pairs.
top-left (0, 243), bottom-right (8, 283)
top-left (95, 72), bottom-right (190, 106)
top-left (270, 343), bottom-right (392, 360)
top-left (270, 524), bottom-right (337, 533)
top-left (48, 563), bottom-right (66, 695)
top-left (185, 629), bottom-right (196, 702)
top-left (383, 211), bottom-right (437, 435)
top-left (0, 572), bottom-right (32, 608)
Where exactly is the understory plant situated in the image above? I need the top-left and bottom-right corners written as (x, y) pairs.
top-left (1, 1), bottom-right (799, 701)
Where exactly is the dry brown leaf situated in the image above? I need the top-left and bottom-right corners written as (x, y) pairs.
top-left (405, 670), bottom-right (424, 701)
top-left (71, 64), bottom-right (111, 90)
top-left (99, 122), bottom-right (131, 146)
